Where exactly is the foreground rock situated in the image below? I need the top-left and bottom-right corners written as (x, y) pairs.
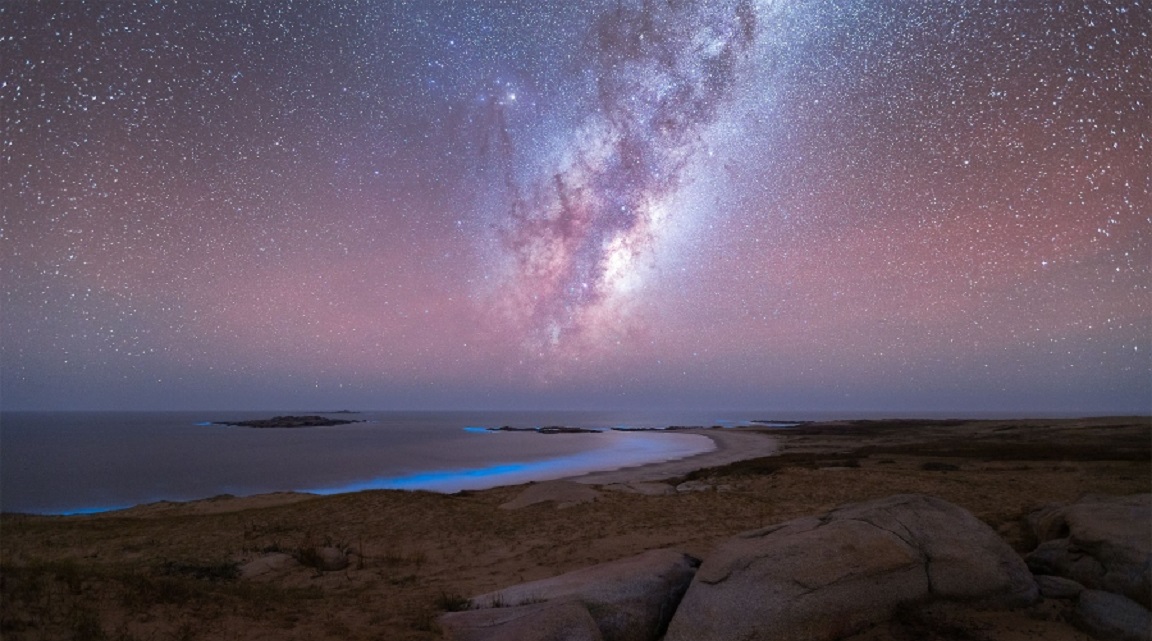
top-left (461, 548), bottom-right (699, 641)
top-left (212, 415), bottom-right (360, 428)
top-left (1037, 575), bottom-right (1087, 599)
top-left (313, 546), bottom-right (349, 571)
top-left (664, 494), bottom-right (1037, 641)
top-left (440, 601), bottom-right (603, 641)
top-left (674, 480), bottom-right (712, 493)
top-left (1076, 590), bottom-right (1152, 641)
top-left (239, 552), bottom-right (297, 579)
top-left (1026, 494), bottom-right (1151, 608)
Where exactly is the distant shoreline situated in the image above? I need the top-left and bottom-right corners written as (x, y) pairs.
top-left (7, 416), bottom-right (1148, 517)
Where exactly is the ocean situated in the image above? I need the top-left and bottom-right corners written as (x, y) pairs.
top-left (0, 410), bottom-right (779, 515)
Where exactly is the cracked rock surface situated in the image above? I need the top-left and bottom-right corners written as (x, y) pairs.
top-left (664, 494), bottom-right (1037, 641)
top-left (465, 548), bottom-right (699, 641)
top-left (1026, 494), bottom-right (1151, 609)
top-left (440, 600), bottom-right (604, 641)
top-left (1075, 590), bottom-right (1152, 641)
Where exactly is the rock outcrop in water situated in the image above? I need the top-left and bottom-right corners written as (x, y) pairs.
top-left (487, 426), bottom-right (601, 434)
top-left (212, 415), bottom-right (361, 428)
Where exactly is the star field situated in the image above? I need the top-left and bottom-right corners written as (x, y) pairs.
top-left (2, 0), bottom-right (1148, 412)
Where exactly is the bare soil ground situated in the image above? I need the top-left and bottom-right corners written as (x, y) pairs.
top-left (2, 416), bottom-right (1148, 641)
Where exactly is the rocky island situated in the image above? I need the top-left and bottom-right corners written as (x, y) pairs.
top-left (212, 415), bottom-right (362, 428)
top-left (611, 425), bottom-right (726, 431)
top-left (486, 425), bottom-right (601, 434)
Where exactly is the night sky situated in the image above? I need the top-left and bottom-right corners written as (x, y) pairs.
top-left (2, 0), bottom-right (1149, 413)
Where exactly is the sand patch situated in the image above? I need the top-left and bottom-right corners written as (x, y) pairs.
top-left (500, 481), bottom-right (602, 509)
top-left (567, 428), bottom-right (779, 485)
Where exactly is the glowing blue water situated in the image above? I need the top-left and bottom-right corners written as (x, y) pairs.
top-left (0, 410), bottom-right (747, 515)
top-left (308, 428), bottom-right (706, 494)
top-left (57, 504), bottom-right (135, 516)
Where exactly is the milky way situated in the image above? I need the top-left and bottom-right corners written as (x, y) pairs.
top-left (497, 0), bottom-right (756, 352)
top-left (1, 0), bottom-right (1148, 412)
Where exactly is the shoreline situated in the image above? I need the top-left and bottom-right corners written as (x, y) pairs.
top-left (92, 415), bottom-right (1149, 518)
top-left (2, 412), bottom-right (767, 516)
top-left (564, 428), bottom-right (779, 485)
top-left (23, 428), bottom-right (765, 517)
top-left (22, 415), bottom-right (1147, 517)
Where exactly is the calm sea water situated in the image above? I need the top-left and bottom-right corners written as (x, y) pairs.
top-left (0, 410), bottom-right (782, 515)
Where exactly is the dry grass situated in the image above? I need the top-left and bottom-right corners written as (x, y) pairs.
top-left (2, 417), bottom-right (1148, 640)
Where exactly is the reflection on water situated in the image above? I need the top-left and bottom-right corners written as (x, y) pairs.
top-left (2, 411), bottom-right (730, 514)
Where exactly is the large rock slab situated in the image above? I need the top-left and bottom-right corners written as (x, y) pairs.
top-left (1075, 590), bottom-right (1152, 641)
top-left (440, 601), bottom-right (603, 641)
top-left (297, 546), bottom-right (350, 572)
top-left (1037, 574), bottom-right (1087, 599)
top-left (665, 494), bottom-right (1037, 641)
top-left (470, 548), bottom-right (699, 641)
top-left (1026, 494), bottom-right (1151, 607)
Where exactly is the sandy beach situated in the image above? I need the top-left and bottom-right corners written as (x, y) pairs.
top-left (568, 428), bottom-right (781, 485)
top-left (2, 416), bottom-right (1148, 640)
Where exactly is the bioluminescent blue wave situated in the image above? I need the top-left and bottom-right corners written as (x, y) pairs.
top-left (306, 430), bottom-right (714, 494)
top-left (308, 461), bottom-right (543, 493)
top-left (53, 504), bottom-right (136, 516)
